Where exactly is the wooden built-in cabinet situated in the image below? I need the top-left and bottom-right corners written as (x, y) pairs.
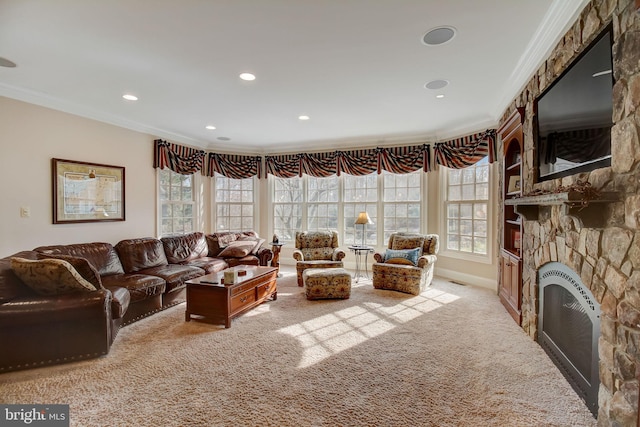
top-left (498, 108), bottom-right (524, 324)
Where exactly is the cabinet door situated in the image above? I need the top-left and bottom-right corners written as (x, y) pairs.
top-left (509, 256), bottom-right (521, 309)
top-left (500, 253), bottom-right (511, 301)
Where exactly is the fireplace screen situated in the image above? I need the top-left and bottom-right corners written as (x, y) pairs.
top-left (538, 262), bottom-right (600, 416)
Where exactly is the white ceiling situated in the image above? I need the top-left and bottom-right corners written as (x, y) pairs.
top-left (0, 0), bottom-right (588, 153)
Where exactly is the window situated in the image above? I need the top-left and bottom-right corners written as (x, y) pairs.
top-left (272, 171), bottom-right (424, 248)
top-left (158, 169), bottom-right (195, 235)
top-left (215, 174), bottom-right (254, 232)
top-left (443, 157), bottom-right (489, 255)
top-left (273, 177), bottom-right (303, 241)
top-left (382, 171), bottom-right (421, 242)
top-left (343, 174), bottom-right (377, 246)
top-left (307, 176), bottom-right (339, 231)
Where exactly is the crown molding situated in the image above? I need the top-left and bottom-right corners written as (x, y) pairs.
top-left (0, 82), bottom-right (208, 148)
top-left (490, 0), bottom-right (590, 122)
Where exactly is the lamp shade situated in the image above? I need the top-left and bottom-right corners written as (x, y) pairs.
top-left (354, 211), bottom-right (373, 225)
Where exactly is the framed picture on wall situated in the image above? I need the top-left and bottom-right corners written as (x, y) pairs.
top-left (52, 158), bottom-right (125, 224)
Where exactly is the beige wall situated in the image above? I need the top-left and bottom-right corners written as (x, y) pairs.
top-left (0, 95), bottom-right (498, 289)
top-left (0, 96), bottom-right (157, 255)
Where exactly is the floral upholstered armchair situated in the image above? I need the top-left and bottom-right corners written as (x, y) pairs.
top-left (293, 230), bottom-right (346, 286)
top-left (372, 233), bottom-right (439, 295)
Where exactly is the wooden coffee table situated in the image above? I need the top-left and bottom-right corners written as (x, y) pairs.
top-left (185, 265), bottom-right (277, 328)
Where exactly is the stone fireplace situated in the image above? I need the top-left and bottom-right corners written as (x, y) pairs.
top-left (538, 261), bottom-right (601, 416)
top-left (498, 1), bottom-right (640, 425)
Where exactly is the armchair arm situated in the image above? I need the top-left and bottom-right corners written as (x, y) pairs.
top-left (332, 249), bottom-right (346, 261)
top-left (293, 250), bottom-right (304, 261)
top-left (417, 254), bottom-right (437, 269)
top-left (373, 252), bottom-right (384, 263)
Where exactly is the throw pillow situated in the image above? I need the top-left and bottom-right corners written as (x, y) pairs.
top-left (218, 240), bottom-right (256, 258)
top-left (391, 235), bottom-right (425, 251)
top-left (37, 253), bottom-right (103, 289)
top-left (238, 236), bottom-right (266, 255)
top-left (10, 257), bottom-right (97, 295)
top-left (383, 247), bottom-right (421, 266)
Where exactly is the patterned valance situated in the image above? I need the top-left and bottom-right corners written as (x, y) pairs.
top-left (153, 139), bottom-right (205, 175)
top-left (266, 144), bottom-right (431, 178)
top-left (153, 139), bottom-right (262, 178)
top-left (433, 129), bottom-right (497, 169)
top-left (204, 153), bottom-right (262, 179)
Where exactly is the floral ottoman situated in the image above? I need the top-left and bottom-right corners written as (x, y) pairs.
top-left (302, 268), bottom-right (351, 300)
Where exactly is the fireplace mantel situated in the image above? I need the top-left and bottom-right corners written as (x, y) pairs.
top-left (505, 191), bottom-right (620, 227)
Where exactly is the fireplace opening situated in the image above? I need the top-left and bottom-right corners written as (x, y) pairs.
top-left (538, 262), bottom-right (600, 417)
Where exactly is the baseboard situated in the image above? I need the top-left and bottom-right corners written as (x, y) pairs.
top-left (434, 267), bottom-right (497, 292)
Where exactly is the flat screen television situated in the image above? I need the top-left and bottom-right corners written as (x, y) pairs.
top-left (535, 25), bottom-right (614, 181)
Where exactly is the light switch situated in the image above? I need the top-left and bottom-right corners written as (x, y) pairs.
top-left (20, 206), bottom-right (30, 218)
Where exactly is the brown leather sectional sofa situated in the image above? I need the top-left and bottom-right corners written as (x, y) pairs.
top-left (0, 231), bottom-right (272, 372)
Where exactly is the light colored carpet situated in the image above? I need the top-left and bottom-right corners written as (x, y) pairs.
top-left (0, 267), bottom-right (596, 426)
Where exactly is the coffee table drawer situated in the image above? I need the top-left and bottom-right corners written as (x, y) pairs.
top-left (230, 289), bottom-right (256, 312)
top-left (256, 280), bottom-right (276, 300)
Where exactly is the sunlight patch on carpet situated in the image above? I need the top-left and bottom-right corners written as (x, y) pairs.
top-left (278, 290), bottom-right (460, 368)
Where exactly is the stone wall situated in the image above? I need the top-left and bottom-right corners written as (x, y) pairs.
top-left (498, 0), bottom-right (640, 425)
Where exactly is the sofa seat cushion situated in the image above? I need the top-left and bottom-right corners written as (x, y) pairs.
top-left (137, 265), bottom-right (203, 293)
top-left (183, 257), bottom-right (228, 274)
top-left (108, 286), bottom-right (130, 319)
top-left (10, 257), bottom-right (97, 295)
top-left (102, 274), bottom-right (165, 303)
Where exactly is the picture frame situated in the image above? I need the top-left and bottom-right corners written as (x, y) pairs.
top-left (512, 230), bottom-right (521, 249)
top-left (52, 158), bottom-right (125, 224)
top-left (507, 175), bottom-right (521, 193)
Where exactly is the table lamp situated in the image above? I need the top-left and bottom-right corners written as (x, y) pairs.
top-left (354, 211), bottom-right (373, 247)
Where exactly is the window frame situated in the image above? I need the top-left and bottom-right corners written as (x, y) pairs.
top-left (157, 168), bottom-right (199, 237)
top-left (438, 158), bottom-right (493, 264)
top-left (212, 173), bottom-right (257, 233)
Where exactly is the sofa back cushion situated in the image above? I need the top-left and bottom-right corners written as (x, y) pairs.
top-left (0, 251), bottom-right (39, 303)
top-left (115, 238), bottom-right (169, 273)
top-left (161, 232), bottom-right (208, 264)
top-left (34, 242), bottom-right (125, 276)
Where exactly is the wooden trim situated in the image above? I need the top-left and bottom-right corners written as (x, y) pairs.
top-left (637, 0), bottom-right (640, 11)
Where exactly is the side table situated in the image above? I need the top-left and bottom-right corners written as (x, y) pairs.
top-left (348, 245), bottom-right (374, 282)
top-left (269, 242), bottom-right (285, 276)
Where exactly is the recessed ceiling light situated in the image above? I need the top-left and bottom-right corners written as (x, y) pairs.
top-left (0, 57), bottom-right (17, 68)
top-left (239, 73), bottom-right (256, 81)
top-left (122, 94), bottom-right (138, 101)
top-left (425, 79), bottom-right (449, 90)
top-left (422, 26), bottom-right (456, 46)
top-left (436, 94), bottom-right (445, 99)
top-left (205, 125), bottom-right (216, 130)
top-left (298, 115), bottom-right (310, 121)
top-left (217, 137), bottom-right (231, 141)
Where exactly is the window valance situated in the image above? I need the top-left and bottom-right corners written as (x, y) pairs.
top-left (265, 144), bottom-right (431, 178)
top-left (433, 129), bottom-right (496, 169)
top-left (204, 153), bottom-right (262, 179)
top-left (153, 139), bottom-right (205, 175)
top-left (153, 139), bottom-right (261, 178)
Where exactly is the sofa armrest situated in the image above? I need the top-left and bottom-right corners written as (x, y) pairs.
top-left (293, 250), bottom-right (304, 261)
top-left (332, 249), bottom-right (346, 261)
top-left (256, 246), bottom-right (273, 266)
top-left (417, 254), bottom-right (437, 269)
top-left (373, 252), bottom-right (384, 263)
